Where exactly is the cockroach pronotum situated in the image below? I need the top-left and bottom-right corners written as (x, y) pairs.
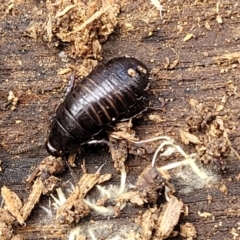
top-left (46, 57), bottom-right (149, 157)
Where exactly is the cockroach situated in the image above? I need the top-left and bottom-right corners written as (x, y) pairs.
top-left (46, 57), bottom-right (149, 157)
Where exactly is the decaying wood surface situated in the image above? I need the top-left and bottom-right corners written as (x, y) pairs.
top-left (0, 0), bottom-right (240, 239)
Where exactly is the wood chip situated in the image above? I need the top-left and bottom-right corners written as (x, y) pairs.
top-left (179, 129), bottom-right (201, 145)
top-left (180, 222), bottom-right (197, 239)
top-left (183, 33), bottom-right (194, 42)
top-left (21, 178), bottom-right (44, 221)
top-left (153, 196), bottom-right (183, 239)
top-left (56, 171), bottom-right (111, 224)
top-left (1, 186), bottom-right (24, 225)
top-left (148, 114), bottom-right (165, 123)
top-left (136, 165), bottom-right (165, 203)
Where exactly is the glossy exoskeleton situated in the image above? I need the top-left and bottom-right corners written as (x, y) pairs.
top-left (46, 57), bottom-right (149, 156)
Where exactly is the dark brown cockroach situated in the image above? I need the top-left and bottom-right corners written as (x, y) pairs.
top-left (46, 57), bottom-right (149, 156)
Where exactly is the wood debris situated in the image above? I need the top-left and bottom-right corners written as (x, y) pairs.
top-left (179, 222), bottom-right (197, 239)
top-left (0, 208), bottom-right (15, 240)
top-left (197, 211), bottom-right (212, 219)
top-left (213, 51), bottom-right (240, 65)
top-left (56, 171), bottom-right (111, 224)
top-left (219, 183), bottom-right (228, 195)
top-left (7, 90), bottom-right (18, 111)
top-left (115, 191), bottom-right (145, 216)
top-left (137, 206), bottom-right (160, 240)
top-left (136, 165), bottom-right (165, 203)
top-left (11, 235), bottom-right (25, 240)
top-left (179, 129), bottom-right (201, 145)
top-left (21, 178), bottom-right (44, 221)
top-left (26, 156), bottom-right (65, 183)
top-left (45, 0), bottom-right (120, 60)
top-left (136, 196), bottom-right (183, 239)
top-left (182, 98), bottom-right (238, 172)
top-left (1, 178), bottom-right (45, 226)
top-left (109, 121), bottom-right (139, 142)
top-left (1, 156), bottom-right (65, 227)
top-left (153, 196), bottom-right (183, 239)
top-left (183, 33), bottom-right (194, 42)
top-left (42, 175), bottom-right (61, 195)
top-left (108, 136), bottom-right (128, 171)
top-left (151, 0), bottom-right (165, 19)
top-left (115, 165), bottom-right (166, 216)
top-left (1, 186), bottom-right (24, 225)
top-left (148, 114), bottom-right (165, 123)
top-left (108, 121), bottom-right (158, 165)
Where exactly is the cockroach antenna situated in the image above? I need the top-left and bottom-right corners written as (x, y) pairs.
top-left (2, 143), bottom-right (43, 155)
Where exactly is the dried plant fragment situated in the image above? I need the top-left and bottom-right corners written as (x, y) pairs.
top-left (115, 191), bottom-right (145, 216)
top-left (183, 99), bottom-right (238, 171)
top-left (151, 0), bottom-right (165, 19)
top-left (97, 173), bottom-right (112, 184)
top-left (109, 136), bottom-right (128, 171)
top-left (185, 99), bottom-right (216, 132)
top-left (136, 196), bottom-right (183, 239)
top-left (109, 121), bottom-right (139, 143)
top-left (75, 235), bottom-right (86, 240)
top-left (42, 175), bottom-right (61, 195)
top-left (1, 186), bottom-right (24, 225)
top-left (21, 178), bottom-right (44, 221)
top-left (26, 156), bottom-right (65, 183)
top-left (136, 165), bottom-right (165, 203)
top-left (197, 211), bottom-right (212, 218)
top-left (183, 33), bottom-right (194, 42)
top-left (136, 206), bottom-right (160, 240)
top-left (56, 171), bottom-right (111, 224)
top-left (108, 121), bottom-right (138, 193)
top-left (179, 129), bottom-right (201, 145)
top-left (213, 51), bottom-right (240, 65)
top-left (46, 0), bottom-right (120, 59)
top-left (7, 90), bottom-right (18, 110)
top-left (0, 221), bottom-right (13, 240)
top-left (0, 207), bottom-right (15, 240)
top-left (219, 183), bottom-right (228, 195)
top-left (216, 15), bottom-right (223, 24)
top-left (76, 59), bottom-right (98, 77)
top-left (180, 222), bottom-right (197, 239)
top-left (148, 114), bottom-right (165, 123)
top-left (0, 208), bottom-right (15, 224)
top-left (11, 235), bottom-right (25, 240)
top-left (57, 199), bottom-right (90, 225)
top-left (153, 196), bottom-right (183, 239)
top-left (164, 57), bottom-right (179, 70)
